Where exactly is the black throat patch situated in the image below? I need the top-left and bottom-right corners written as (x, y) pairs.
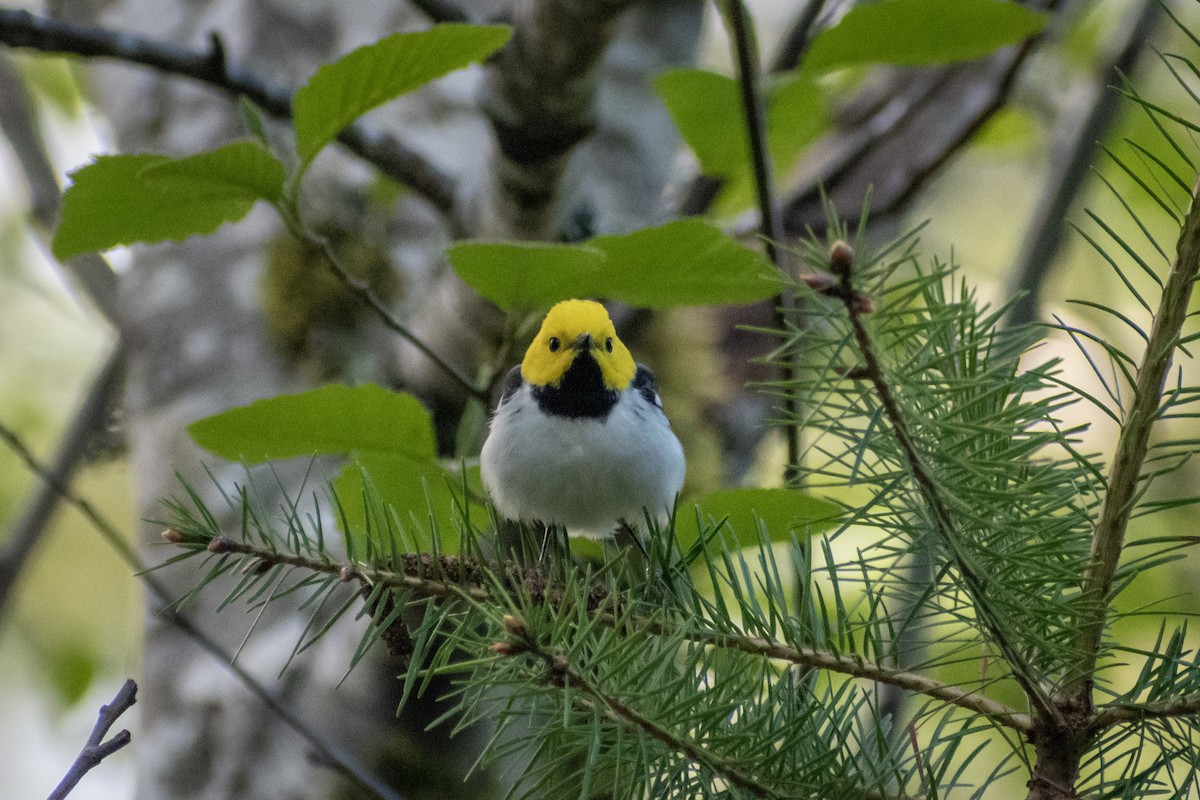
top-left (533, 352), bottom-right (618, 419)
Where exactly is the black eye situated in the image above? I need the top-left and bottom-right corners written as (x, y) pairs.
top-left (605, 337), bottom-right (614, 353)
top-left (548, 337), bottom-right (561, 352)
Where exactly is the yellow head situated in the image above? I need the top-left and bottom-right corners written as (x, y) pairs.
top-left (521, 300), bottom-right (637, 391)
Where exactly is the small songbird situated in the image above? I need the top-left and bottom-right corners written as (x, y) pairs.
top-left (480, 299), bottom-right (686, 539)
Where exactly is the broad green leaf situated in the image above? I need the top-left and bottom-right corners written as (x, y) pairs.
top-left (675, 488), bottom-right (842, 551)
top-left (293, 24), bottom-right (511, 166)
top-left (655, 69), bottom-right (746, 177)
top-left (448, 220), bottom-right (781, 310)
top-left (447, 242), bottom-right (607, 311)
top-left (655, 69), bottom-right (824, 214)
top-left (587, 219), bottom-right (782, 307)
top-left (142, 141), bottom-right (285, 204)
top-left (805, 0), bottom-right (1048, 72)
top-left (188, 383), bottom-right (435, 462)
top-left (52, 152), bottom-right (262, 259)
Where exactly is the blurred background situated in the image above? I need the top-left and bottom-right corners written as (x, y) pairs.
top-left (0, 0), bottom-right (1197, 797)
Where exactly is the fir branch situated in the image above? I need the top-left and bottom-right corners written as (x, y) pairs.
top-left (0, 8), bottom-right (456, 213)
top-left (500, 615), bottom-right (784, 800)
top-left (190, 530), bottom-right (1030, 732)
top-left (48, 679), bottom-right (137, 800)
top-left (827, 241), bottom-right (1063, 727)
top-left (683, 628), bottom-right (1033, 733)
top-left (0, 420), bottom-right (403, 800)
top-left (1068, 177), bottom-right (1200, 703)
top-left (1092, 694), bottom-right (1200, 729)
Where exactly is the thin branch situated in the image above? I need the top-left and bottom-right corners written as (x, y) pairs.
top-left (193, 532), bottom-right (1030, 731)
top-left (725, 0), bottom-right (801, 483)
top-left (0, 343), bottom-right (124, 620)
top-left (1006, 0), bottom-right (1162, 327)
top-left (408, 0), bottom-right (470, 24)
top-left (0, 420), bottom-right (404, 800)
top-left (768, 0), bottom-right (828, 72)
top-left (0, 52), bottom-right (119, 322)
top-left (829, 241), bottom-right (1063, 727)
top-left (47, 678), bottom-right (137, 800)
top-left (0, 8), bottom-right (456, 213)
top-left (307, 232), bottom-right (488, 401)
top-left (1068, 177), bottom-right (1200, 702)
top-left (1091, 693), bottom-right (1200, 729)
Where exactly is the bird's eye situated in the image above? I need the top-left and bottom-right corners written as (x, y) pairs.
top-left (548, 337), bottom-right (561, 352)
top-left (605, 337), bottom-right (614, 353)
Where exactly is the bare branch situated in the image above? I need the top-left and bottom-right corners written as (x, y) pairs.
top-left (0, 419), bottom-right (403, 800)
top-left (0, 343), bottom-right (124, 620)
top-left (47, 679), bottom-right (137, 800)
top-left (0, 8), bottom-right (456, 213)
top-left (0, 53), bottom-right (118, 322)
top-left (1006, 0), bottom-right (1162, 327)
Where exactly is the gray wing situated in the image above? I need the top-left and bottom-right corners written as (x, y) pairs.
top-left (497, 365), bottom-right (524, 405)
top-left (632, 364), bottom-right (663, 408)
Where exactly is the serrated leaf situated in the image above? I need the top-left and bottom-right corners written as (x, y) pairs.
top-left (292, 24), bottom-right (511, 166)
top-left (188, 383), bottom-right (435, 462)
top-left (448, 219), bottom-right (781, 311)
top-left (52, 152), bottom-right (263, 259)
top-left (675, 488), bottom-right (842, 551)
top-left (654, 69), bottom-right (824, 214)
top-left (805, 0), bottom-right (1048, 72)
top-left (142, 140), bottom-right (285, 204)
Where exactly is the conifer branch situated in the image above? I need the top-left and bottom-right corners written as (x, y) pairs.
top-left (48, 679), bottom-right (137, 800)
top-left (190, 530), bottom-right (1030, 731)
top-left (1069, 176), bottom-right (1200, 703)
top-left (827, 241), bottom-right (1063, 727)
top-left (1091, 693), bottom-right (1200, 729)
top-left (498, 615), bottom-right (782, 800)
top-left (0, 9), bottom-right (456, 213)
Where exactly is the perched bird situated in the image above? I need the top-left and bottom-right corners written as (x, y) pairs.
top-left (481, 299), bottom-right (686, 540)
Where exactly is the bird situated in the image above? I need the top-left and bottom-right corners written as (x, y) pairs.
top-left (480, 299), bottom-right (686, 541)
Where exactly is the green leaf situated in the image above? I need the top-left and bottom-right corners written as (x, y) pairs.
top-left (142, 140), bottom-right (285, 205)
top-left (654, 69), bottom-right (824, 214)
top-left (447, 241), bottom-right (607, 311)
top-left (52, 149), bottom-right (272, 260)
top-left (805, 0), bottom-right (1048, 72)
top-left (292, 24), bottom-right (511, 167)
top-left (675, 488), bottom-right (842, 551)
top-left (188, 383), bottom-right (435, 462)
top-left (448, 219), bottom-right (781, 311)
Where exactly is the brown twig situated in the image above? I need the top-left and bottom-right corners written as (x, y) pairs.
top-left (0, 8), bottom-right (456, 213)
top-left (47, 679), bottom-right (137, 800)
top-left (829, 241), bottom-right (1062, 728)
top-left (1090, 693), bottom-right (1200, 730)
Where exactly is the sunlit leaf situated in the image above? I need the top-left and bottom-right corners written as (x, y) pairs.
top-left (676, 488), bottom-right (842, 551)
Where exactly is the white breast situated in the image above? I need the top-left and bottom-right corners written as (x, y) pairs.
top-left (480, 385), bottom-right (686, 538)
